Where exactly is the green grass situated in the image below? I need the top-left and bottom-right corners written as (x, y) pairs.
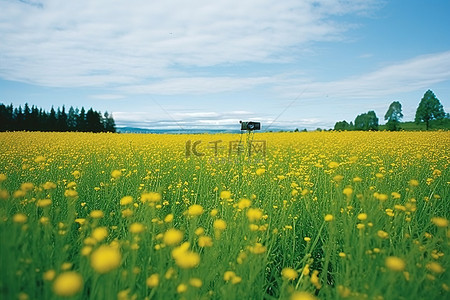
top-left (0, 131), bottom-right (449, 300)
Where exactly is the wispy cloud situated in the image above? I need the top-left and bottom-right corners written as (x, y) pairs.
top-left (278, 51), bottom-right (450, 99)
top-left (0, 0), bottom-right (378, 88)
top-left (119, 77), bottom-right (273, 95)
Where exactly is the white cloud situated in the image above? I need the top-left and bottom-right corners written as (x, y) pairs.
top-left (278, 51), bottom-right (450, 99)
top-left (0, 0), bottom-right (378, 88)
top-left (119, 76), bottom-right (273, 95)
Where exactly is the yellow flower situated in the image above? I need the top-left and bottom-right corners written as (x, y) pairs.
top-left (409, 179), bottom-right (419, 187)
top-left (198, 236), bottom-right (213, 247)
top-left (164, 213), bottom-right (174, 223)
top-left (231, 276), bottom-right (242, 284)
top-left (120, 196), bottom-right (133, 206)
top-left (172, 243), bottom-right (200, 269)
top-left (188, 204), bottom-right (204, 217)
top-left (431, 217), bottom-right (448, 228)
top-left (42, 181), bottom-right (57, 190)
top-left (353, 176), bottom-right (362, 182)
top-left (90, 245), bottom-right (121, 273)
top-left (72, 170), bottom-right (81, 179)
top-left (163, 228), bottom-right (183, 246)
top-left (89, 210), bottom-right (104, 219)
top-left (189, 278), bottom-right (203, 288)
top-left (310, 270), bottom-right (321, 289)
top-left (117, 289), bottom-right (133, 300)
top-left (333, 175), bottom-right (344, 182)
top-left (385, 256), bottom-right (405, 271)
top-left (391, 192), bottom-right (401, 199)
top-left (129, 222), bottom-right (145, 234)
top-left (122, 208), bottom-right (133, 218)
top-left (220, 190), bottom-right (231, 199)
top-left (61, 262), bottom-right (72, 271)
top-left (52, 272), bottom-right (83, 297)
top-left (426, 262), bottom-right (444, 274)
top-left (291, 291), bottom-right (317, 300)
top-left (249, 243), bottom-right (266, 254)
top-left (195, 227), bottom-right (205, 236)
top-left (20, 182), bottom-right (34, 192)
top-left (0, 173), bottom-right (7, 182)
top-left (328, 161), bottom-right (339, 169)
top-left (75, 218), bottom-right (86, 225)
top-left (302, 264), bottom-right (310, 276)
top-left (357, 213), bottom-right (367, 221)
top-left (213, 219), bottom-right (227, 231)
top-left (343, 187), bottom-right (353, 197)
top-left (177, 283), bottom-right (188, 293)
top-left (210, 209), bottom-right (218, 217)
top-left (13, 213), bottom-right (28, 224)
top-left (146, 274), bottom-right (159, 288)
top-left (375, 193), bottom-right (388, 201)
top-left (141, 192), bottom-right (161, 203)
top-left (224, 271), bottom-right (236, 281)
top-left (111, 170), bottom-right (122, 179)
top-left (281, 267), bottom-right (298, 280)
top-left (13, 190), bottom-right (26, 198)
top-left (247, 208), bottom-right (263, 222)
top-left (324, 214), bottom-right (334, 222)
top-left (377, 230), bottom-right (389, 239)
top-left (64, 189), bottom-right (78, 198)
top-left (304, 237), bottom-right (311, 242)
top-left (337, 285), bottom-right (351, 298)
top-left (43, 269), bottom-right (56, 281)
top-left (91, 227), bottom-right (108, 242)
top-left (81, 246), bottom-right (92, 256)
top-left (375, 173), bottom-right (384, 179)
top-left (237, 198), bottom-right (251, 209)
top-left (0, 189), bottom-right (9, 200)
top-left (255, 168), bottom-right (266, 176)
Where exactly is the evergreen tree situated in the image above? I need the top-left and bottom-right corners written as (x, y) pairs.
top-left (56, 106), bottom-right (69, 131)
top-left (77, 107), bottom-right (87, 131)
top-left (0, 103), bottom-right (116, 133)
top-left (67, 106), bottom-right (78, 131)
top-left (47, 107), bottom-right (57, 131)
top-left (103, 111), bottom-right (116, 133)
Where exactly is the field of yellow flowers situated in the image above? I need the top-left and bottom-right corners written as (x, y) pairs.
top-left (0, 131), bottom-right (449, 300)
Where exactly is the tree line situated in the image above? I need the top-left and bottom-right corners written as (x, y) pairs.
top-left (0, 103), bottom-right (116, 132)
top-left (334, 89), bottom-right (448, 131)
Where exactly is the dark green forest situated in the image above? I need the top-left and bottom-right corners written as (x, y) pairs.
top-left (0, 103), bottom-right (116, 132)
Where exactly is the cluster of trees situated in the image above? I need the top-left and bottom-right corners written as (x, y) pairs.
top-left (334, 89), bottom-right (447, 131)
top-left (0, 103), bottom-right (116, 132)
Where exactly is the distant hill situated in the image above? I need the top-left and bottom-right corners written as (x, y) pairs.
top-left (117, 127), bottom-right (242, 134)
top-left (116, 126), bottom-right (297, 134)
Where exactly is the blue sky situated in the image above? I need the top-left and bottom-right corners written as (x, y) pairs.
top-left (1, 0), bottom-right (449, 130)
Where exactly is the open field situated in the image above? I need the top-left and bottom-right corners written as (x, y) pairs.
top-left (0, 131), bottom-right (449, 300)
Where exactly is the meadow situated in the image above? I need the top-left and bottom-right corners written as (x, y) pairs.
top-left (0, 131), bottom-right (448, 300)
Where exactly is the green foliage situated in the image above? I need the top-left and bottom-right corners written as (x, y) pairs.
top-left (415, 90), bottom-right (445, 130)
top-left (384, 101), bottom-right (403, 131)
top-left (354, 111), bottom-right (378, 131)
top-left (334, 120), bottom-right (353, 131)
